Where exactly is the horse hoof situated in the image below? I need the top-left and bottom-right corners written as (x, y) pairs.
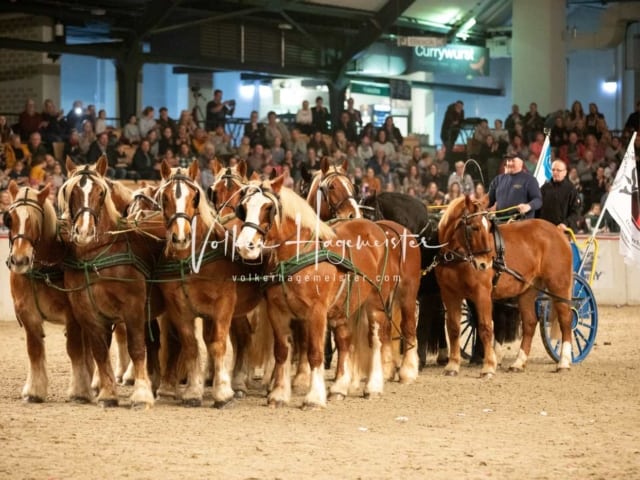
top-left (301, 402), bottom-right (325, 411)
top-left (508, 366), bottom-right (525, 373)
top-left (233, 390), bottom-right (246, 399)
top-left (480, 372), bottom-right (495, 379)
top-left (212, 399), bottom-right (234, 409)
top-left (25, 395), bottom-right (44, 404)
top-left (98, 398), bottom-right (119, 408)
top-left (436, 357), bottom-right (449, 366)
top-left (443, 370), bottom-right (458, 377)
top-left (329, 392), bottom-right (345, 401)
top-left (556, 366), bottom-right (571, 373)
top-left (363, 391), bottom-right (382, 400)
top-left (182, 398), bottom-right (202, 408)
top-left (131, 402), bottom-right (151, 411)
top-left (70, 395), bottom-right (91, 404)
top-left (267, 399), bottom-right (286, 408)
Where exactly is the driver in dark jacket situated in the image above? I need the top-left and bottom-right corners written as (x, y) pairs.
top-left (487, 154), bottom-right (542, 218)
top-left (539, 159), bottom-right (582, 231)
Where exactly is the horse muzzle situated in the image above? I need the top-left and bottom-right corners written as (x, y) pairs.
top-left (472, 257), bottom-right (493, 271)
top-left (6, 253), bottom-right (33, 274)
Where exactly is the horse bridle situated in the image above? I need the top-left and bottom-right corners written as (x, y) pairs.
top-left (4, 189), bottom-right (45, 250)
top-left (443, 209), bottom-right (493, 264)
top-left (64, 167), bottom-right (107, 230)
top-left (319, 171), bottom-right (357, 217)
top-left (209, 168), bottom-right (245, 212)
top-left (237, 187), bottom-right (279, 237)
top-left (160, 173), bottom-right (201, 229)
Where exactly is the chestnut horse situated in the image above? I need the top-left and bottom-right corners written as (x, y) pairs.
top-left (435, 195), bottom-right (574, 377)
top-left (235, 175), bottom-right (421, 408)
top-left (306, 157), bottom-right (361, 220)
top-left (58, 157), bottom-right (163, 407)
top-left (155, 160), bottom-right (262, 407)
top-left (5, 181), bottom-right (93, 402)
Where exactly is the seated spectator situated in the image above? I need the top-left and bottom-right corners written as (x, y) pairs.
top-left (49, 161), bottom-right (66, 189)
top-left (604, 135), bottom-right (623, 164)
top-left (78, 121), bottom-right (96, 157)
top-left (359, 122), bottom-right (376, 144)
top-left (270, 136), bottom-right (285, 166)
top-left (147, 129), bottom-right (160, 159)
top-left (247, 143), bottom-right (266, 176)
top-left (474, 182), bottom-right (486, 199)
top-left (178, 109), bottom-right (198, 136)
top-left (444, 181), bottom-right (463, 204)
top-left (64, 130), bottom-right (84, 165)
top-left (198, 142), bottom-right (216, 173)
top-left (335, 111), bottom-right (358, 144)
top-left (27, 132), bottom-right (48, 164)
top-left (66, 100), bottom-right (86, 134)
top-left (382, 116), bottom-right (403, 149)
top-left (361, 167), bottom-right (382, 196)
top-left (176, 142), bottom-right (196, 169)
top-left (122, 114), bottom-right (142, 144)
top-left (264, 111), bottom-right (291, 148)
top-left (191, 128), bottom-right (209, 155)
top-left (506, 133), bottom-right (529, 160)
top-left (8, 160), bottom-right (29, 186)
top-left (4, 134), bottom-right (29, 170)
top-left (29, 155), bottom-right (47, 188)
top-left (585, 102), bottom-right (605, 140)
top-left (402, 164), bottom-right (425, 197)
top-left (478, 133), bottom-right (502, 184)
top-left (295, 100), bottom-right (313, 135)
top-left (308, 130), bottom-right (331, 158)
top-left (491, 119), bottom-right (509, 152)
top-left (423, 162), bottom-right (447, 193)
top-left (448, 160), bottom-right (474, 194)
top-left (378, 160), bottom-right (399, 192)
top-left (550, 115), bottom-right (567, 148)
top-left (163, 149), bottom-right (178, 168)
top-left (95, 109), bottom-right (109, 135)
top-left (584, 202), bottom-right (602, 233)
top-left (157, 107), bottom-right (177, 136)
top-left (159, 126), bottom-right (176, 156)
top-left (174, 124), bottom-right (192, 152)
top-left (40, 99), bottom-right (66, 144)
top-left (357, 135), bottom-right (373, 165)
top-left (372, 129), bottom-right (396, 161)
top-left (131, 139), bottom-right (158, 180)
top-left (87, 131), bottom-right (127, 178)
top-left (209, 125), bottom-right (232, 156)
top-left (244, 110), bottom-right (266, 147)
top-left (528, 131), bottom-right (545, 159)
top-left (17, 98), bottom-right (42, 142)
top-left (289, 128), bottom-right (308, 163)
top-left (346, 143), bottom-right (363, 174)
top-left (332, 129), bottom-right (348, 154)
top-left (237, 135), bottom-right (251, 160)
top-left (311, 96), bottom-right (330, 134)
top-left (424, 181), bottom-right (445, 206)
top-left (138, 106), bottom-right (157, 138)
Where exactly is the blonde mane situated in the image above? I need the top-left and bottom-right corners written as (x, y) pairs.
top-left (278, 185), bottom-right (336, 241)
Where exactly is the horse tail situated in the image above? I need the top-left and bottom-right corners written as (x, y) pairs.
top-left (493, 301), bottom-right (520, 344)
top-left (417, 291), bottom-right (446, 357)
top-left (349, 306), bottom-right (371, 386)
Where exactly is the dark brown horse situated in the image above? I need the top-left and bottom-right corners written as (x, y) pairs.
top-left (235, 175), bottom-right (421, 407)
top-left (58, 157), bottom-right (164, 407)
top-left (5, 181), bottom-right (93, 403)
top-left (435, 195), bottom-right (574, 377)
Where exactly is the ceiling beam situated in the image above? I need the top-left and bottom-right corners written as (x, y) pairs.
top-left (149, 7), bottom-right (264, 35)
top-left (0, 37), bottom-right (123, 59)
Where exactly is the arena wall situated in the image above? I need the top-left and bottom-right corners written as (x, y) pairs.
top-left (0, 233), bottom-right (638, 322)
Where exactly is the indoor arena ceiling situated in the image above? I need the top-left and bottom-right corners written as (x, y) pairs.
top-left (0, 0), bottom-right (637, 77)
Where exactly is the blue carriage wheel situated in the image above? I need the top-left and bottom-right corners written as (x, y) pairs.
top-left (537, 274), bottom-right (599, 363)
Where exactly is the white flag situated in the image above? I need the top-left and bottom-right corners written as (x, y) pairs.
top-left (605, 132), bottom-right (640, 268)
top-left (533, 133), bottom-right (552, 187)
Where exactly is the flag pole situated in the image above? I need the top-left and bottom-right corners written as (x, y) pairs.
top-left (532, 128), bottom-right (550, 180)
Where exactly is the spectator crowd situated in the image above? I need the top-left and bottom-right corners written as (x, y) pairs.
top-left (0, 94), bottom-right (638, 235)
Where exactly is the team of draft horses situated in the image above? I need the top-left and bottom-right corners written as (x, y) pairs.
top-left (4, 154), bottom-right (575, 409)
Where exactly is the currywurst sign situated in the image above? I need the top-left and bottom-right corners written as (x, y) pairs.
top-left (408, 44), bottom-right (489, 76)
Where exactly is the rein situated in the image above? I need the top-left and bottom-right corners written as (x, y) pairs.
top-left (5, 192), bottom-right (45, 252)
top-left (318, 171), bottom-right (357, 217)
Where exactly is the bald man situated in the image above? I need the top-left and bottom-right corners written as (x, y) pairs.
top-left (539, 160), bottom-right (582, 230)
top-left (488, 154), bottom-right (542, 218)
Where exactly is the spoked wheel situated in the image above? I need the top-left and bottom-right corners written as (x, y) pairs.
top-left (459, 301), bottom-right (480, 361)
top-left (537, 274), bottom-right (599, 363)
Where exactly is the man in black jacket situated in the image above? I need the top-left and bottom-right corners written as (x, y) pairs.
top-left (539, 159), bottom-right (582, 231)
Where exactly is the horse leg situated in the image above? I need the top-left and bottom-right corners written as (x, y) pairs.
top-left (65, 314), bottom-right (93, 403)
top-left (329, 320), bottom-right (353, 400)
top-left (125, 318), bottom-right (155, 409)
top-left (265, 306), bottom-right (292, 407)
top-left (156, 315), bottom-right (180, 399)
top-left (113, 323), bottom-right (132, 385)
top-left (174, 316), bottom-right (204, 407)
top-left (90, 326), bottom-right (118, 407)
top-left (145, 318), bottom-right (162, 395)
top-left (291, 319), bottom-right (311, 393)
top-left (19, 312), bottom-right (47, 402)
top-left (508, 290), bottom-right (537, 372)
top-left (303, 308), bottom-right (328, 409)
top-left (440, 290), bottom-right (463, 376)
top-left (398, 296), bottom-right (419, 384)
top-left (472, 294), bottom-right (497, 378)
top-left (363, 309), bottom-right (388, 398)
top-left (230, 316), bottom-right (251, 398)
top-left (416, 293), bottom-right (448, 366)
top-left (554, 298), bottom-right (574, 371)
top-left (204, 303), bottom-right (236, 408)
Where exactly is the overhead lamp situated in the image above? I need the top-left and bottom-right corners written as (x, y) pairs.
top-left (456, 17), bottom-right (476, 40)
top-left (602, 76), bottom-right (617, 95)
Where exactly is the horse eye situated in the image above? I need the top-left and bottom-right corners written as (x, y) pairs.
top-left (329, 184), bottom-right (335, 190)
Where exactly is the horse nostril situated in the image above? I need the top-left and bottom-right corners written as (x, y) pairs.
top-left (171, 233), bottom-right (179, 243)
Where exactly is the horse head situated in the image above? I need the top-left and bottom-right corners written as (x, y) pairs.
top-left (5, 181), bottom-right (51, 273)
top-left (440, 194), bottom-right (493, 271)
top-left (208, 159), bottom-right (248, 217)
top-left (128, 181), bottom-right (160, 220)
top-left (159, 159), bottom-right (214, 254)
top-left (59, 156), bottom-right (117, 246)
top-left (307, 157), bottom-right (361, 220)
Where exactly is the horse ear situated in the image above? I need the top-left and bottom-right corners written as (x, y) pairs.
top-left (464, 193), bottom-right (474, 211)
top-left (8, 180), bottom-right (19, 199)
top-left (212, 159), bottom-right (222, 175)
top-left (479, 193), bottom-right (490, 209)
top-left (188, 158), bottom-right (199, 180)
top-left (320, 156), bottom-right (330, 174)
top-left (95, 155), bottom-right (108, 176)
top-left (341, 157), bottom-right (348, 172)
top-left (66, 156), bottom-right (77, 176)
top-left (37, 184), bottom-right (51, 205)
top-left (270, 174), bottom-right (285, 194)
top-left (237, 159), bottom-right (247, 178)
top-left (160, 159), bottom-right (172, 180)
